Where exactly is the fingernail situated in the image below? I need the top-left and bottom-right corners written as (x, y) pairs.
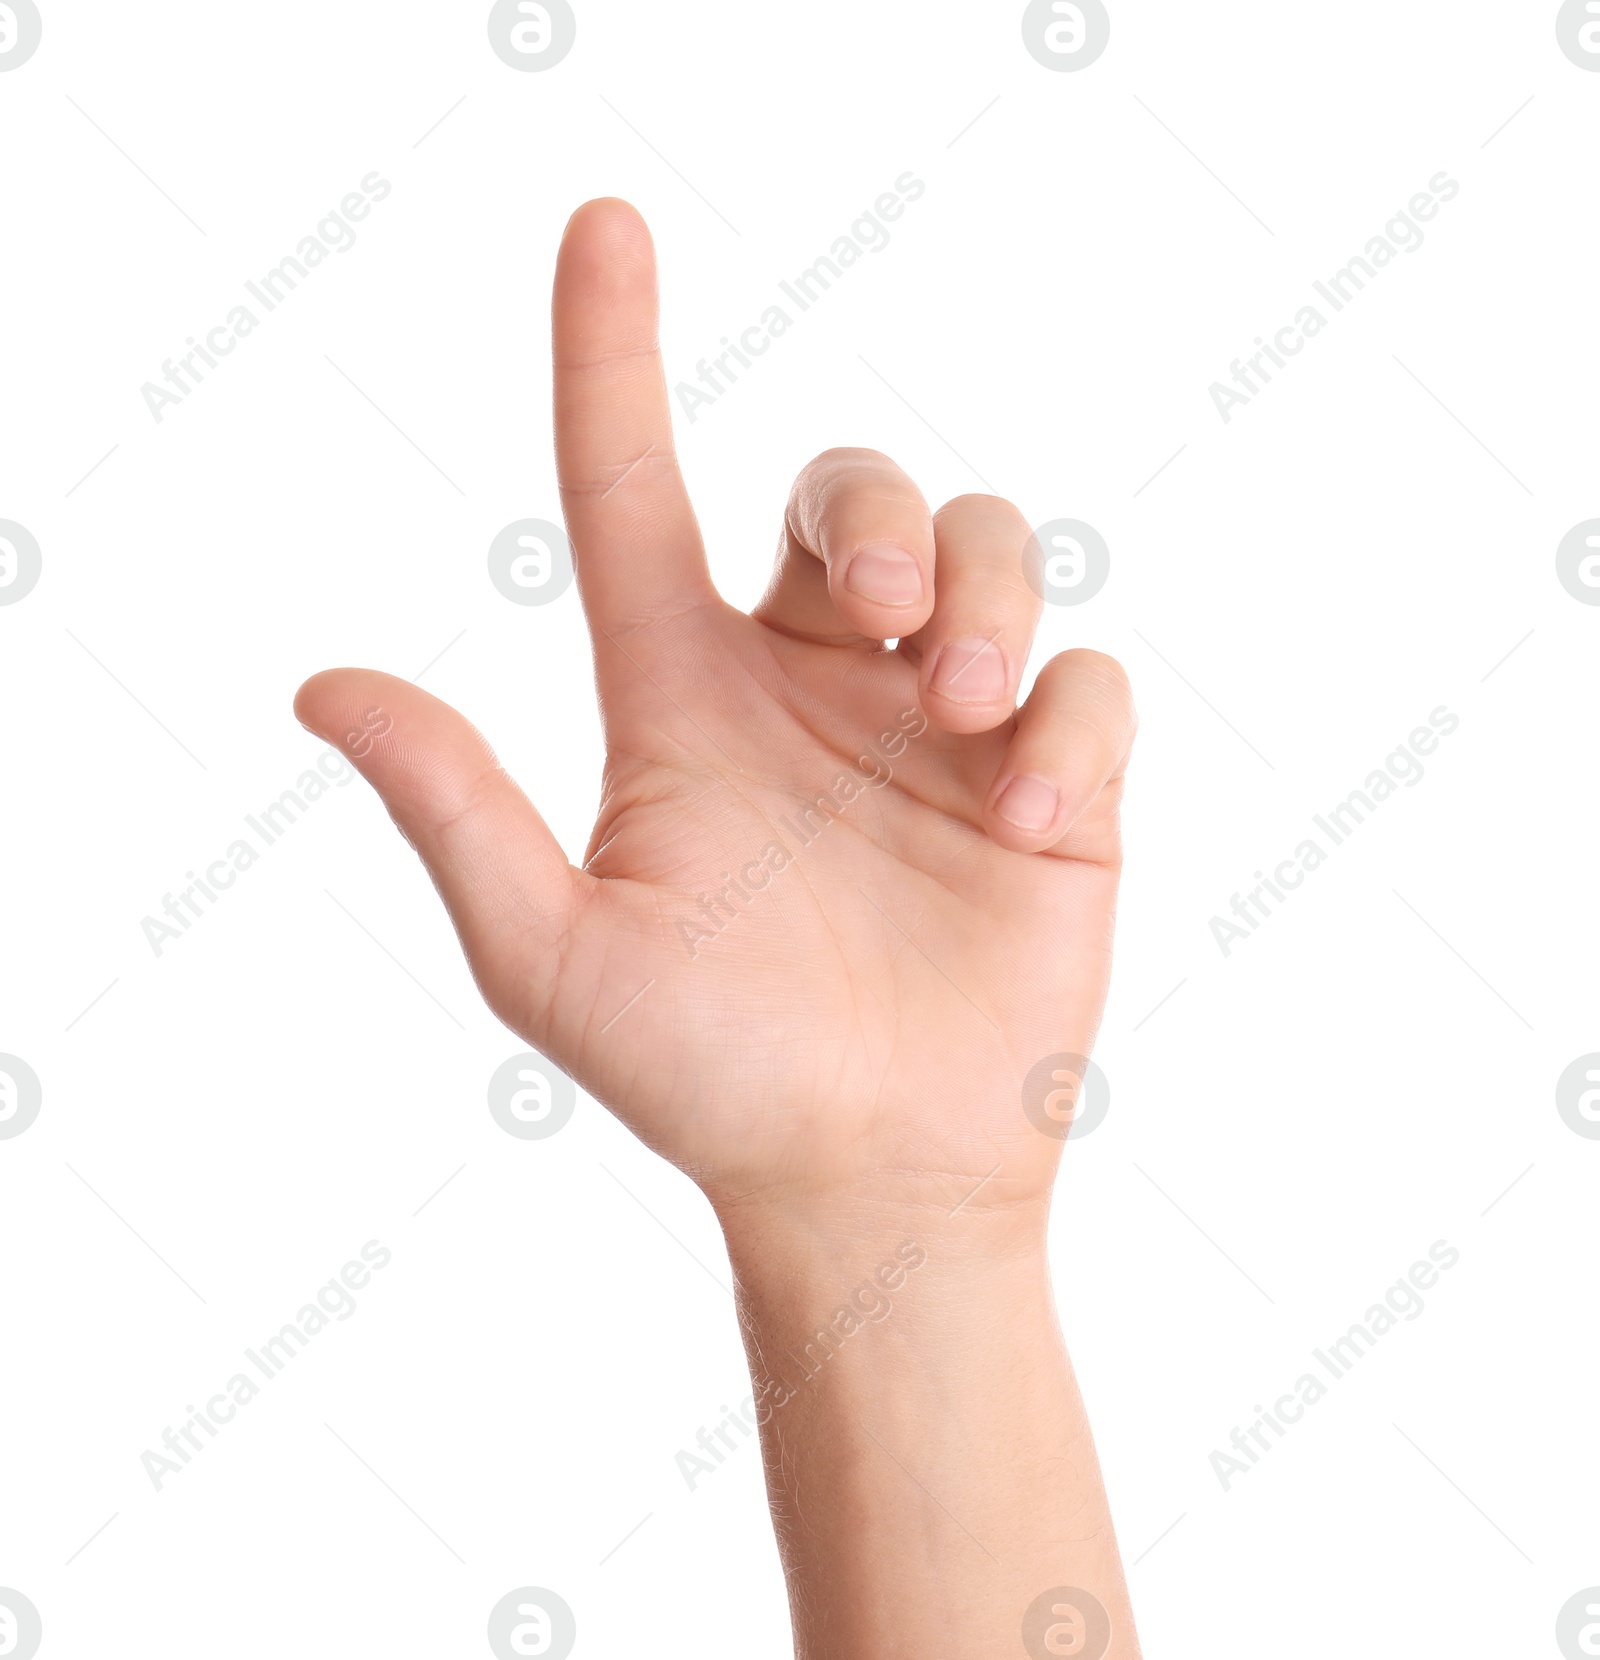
top-left (932, 636), bottom-right (1007, 703)
top-left (844, 544), bottom-right (923, 606)
top-left (995, 775), bottom-right (1059, 833)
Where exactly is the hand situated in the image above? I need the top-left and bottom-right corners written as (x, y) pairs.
top-left (298, 197), bottom-right (1145, 1660)
top-left (295, 198), bottom-right (1135, 1223)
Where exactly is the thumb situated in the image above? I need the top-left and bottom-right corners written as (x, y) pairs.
top-left (294, 668), bottom-right (579, 1024)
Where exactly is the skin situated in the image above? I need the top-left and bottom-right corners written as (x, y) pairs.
top-left (297, 198), bottom-right (1141, 1658)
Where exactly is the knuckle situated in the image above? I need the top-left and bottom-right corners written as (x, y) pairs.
top-left (551, 342), bottom-right (659, 373)
top-left (799, 446), bottom-right (894, 489)
top-left (935, 492), bottom-right (1028, 531)
top-left (559, 452), bottom-right (681, 501)
top-left (1060, 648), bottom-right (1131, 696)
top-left (1043, 650), bottom-right (1136, 734)
top-left (791, 452), bottom-right (929, 558)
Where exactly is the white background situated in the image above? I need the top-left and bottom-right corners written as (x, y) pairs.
top-left (1, 2), bottom-right (1596, 1655)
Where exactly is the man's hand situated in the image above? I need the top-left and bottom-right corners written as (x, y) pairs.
top-left (295, 198), bottom-right (1135, 1228)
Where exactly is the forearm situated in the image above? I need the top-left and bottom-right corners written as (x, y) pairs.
top-left (716, 1195), bottom-right (1140, 1659)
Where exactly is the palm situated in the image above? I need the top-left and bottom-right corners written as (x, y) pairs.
top-left (299, 202), bottom-right (1132, 1215)
top-left (525, 605), bottom-right (1115, 1204)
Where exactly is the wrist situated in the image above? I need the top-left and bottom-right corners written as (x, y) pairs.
top-left (713, 1181), bottom-right (1051, 1292)
top-left (713, 1185), bottom-right (1060, 1417)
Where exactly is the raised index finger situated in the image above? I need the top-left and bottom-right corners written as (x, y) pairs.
top-left (552, 199), bottom-right (713, 634)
